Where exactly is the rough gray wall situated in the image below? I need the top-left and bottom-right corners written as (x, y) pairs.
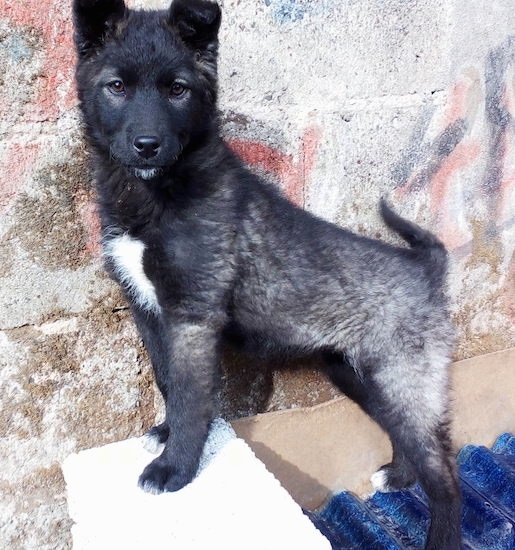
top-left (0, 0), bottom-right (513, 547)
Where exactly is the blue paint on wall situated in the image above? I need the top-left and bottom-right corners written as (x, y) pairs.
top-left (264, 0), bottom-right (309, 23)
top-left (265, 0), bottom-right (334, 24)
top-left (1, 32), bottom-right (34, 63)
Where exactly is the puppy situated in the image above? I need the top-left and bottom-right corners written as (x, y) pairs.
top-left (72, 1), bottom-right (461, 547)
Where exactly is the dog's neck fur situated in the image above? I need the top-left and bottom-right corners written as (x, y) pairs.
top-left (91, 129), bottom-right (237, 234)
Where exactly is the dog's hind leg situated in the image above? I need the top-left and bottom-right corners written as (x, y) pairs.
top-left (324, 351), bottom-right (461, 550)
top-left (385, 417), bottom-right (461, 550)
top-left (414, 420), bottom-right (461, 550)
top-left (323, 351), bottom-right (416, 491)
top-left (370, 441), bottom-right (417, 492)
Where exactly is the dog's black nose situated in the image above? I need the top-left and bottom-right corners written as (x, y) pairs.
top-left (133, 135), bottom-right (161, 159)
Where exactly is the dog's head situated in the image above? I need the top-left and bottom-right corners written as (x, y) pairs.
top-left (73, 0), bottom-right (221, 180)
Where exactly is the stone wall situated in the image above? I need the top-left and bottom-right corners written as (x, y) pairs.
top-left (0, 0), bottom-right (513, 547)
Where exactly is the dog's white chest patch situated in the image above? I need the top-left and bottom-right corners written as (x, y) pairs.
top-left (104, 234), bottom-right (161, 314)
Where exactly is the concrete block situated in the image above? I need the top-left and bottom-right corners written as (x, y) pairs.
top-left (62, 419), bottom-right (331, 550)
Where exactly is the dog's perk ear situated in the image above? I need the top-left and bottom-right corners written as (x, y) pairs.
top-left (168, 0), bottom-right (222, 52)
top-left (73, 0), bottom-right (126, 58)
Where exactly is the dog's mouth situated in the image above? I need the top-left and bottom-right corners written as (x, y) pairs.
top-left (112, 139), bottom-right (184, 181)
top-left (129, 166), bottom-right (163, 180)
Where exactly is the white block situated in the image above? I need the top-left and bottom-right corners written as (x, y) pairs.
top-left (62, 419), bottom-right (330, 550)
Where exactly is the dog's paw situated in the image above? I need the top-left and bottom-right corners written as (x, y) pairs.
top-left (371, 463), bottom-right (416, 493)
top-left (370, 469), bottom-right (392, 492)
top-left (141, 423), bottom-right (169, 453)
top-left (138, 457), bottom-right (193, 494)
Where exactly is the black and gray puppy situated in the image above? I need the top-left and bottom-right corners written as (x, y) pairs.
top-left (72, 0), bottom-right (461, 547)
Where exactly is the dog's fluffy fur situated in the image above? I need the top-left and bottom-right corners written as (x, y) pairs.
top-left (72, 1), bottom-right (461, 547)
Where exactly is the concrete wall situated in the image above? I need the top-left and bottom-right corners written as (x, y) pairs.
top-left (0, 0), bottom-right (513, 547)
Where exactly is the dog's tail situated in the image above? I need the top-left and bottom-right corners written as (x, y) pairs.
top-left (379, 199), bottom-right (448, 283)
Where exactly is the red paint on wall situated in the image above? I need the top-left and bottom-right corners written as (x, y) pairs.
top-left (296, 125), bottom-right (322, 198)
top-left (228, 125), bottom-right (321, 206)
top-left (443, 75), bottom-right (476, 127)
top-left (429, 140), bottom-right (481, 250)
top-left (75, 194), bottom-right (102, 258)
top-left (430, 141), bottom-right (481, 214)
top-left (0, 143), bottom-right (40, 213)
top-left (2, 0), bottom-right (76, 121)
top-left (228, 139), bottom-right (292, 180)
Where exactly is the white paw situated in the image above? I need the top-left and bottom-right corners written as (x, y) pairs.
top-left (370, 469), bottom-right (390, 492)
top-left (140, 433), bottom-right (164, 455)
top-left (138, 478), bottom-right (163, 495)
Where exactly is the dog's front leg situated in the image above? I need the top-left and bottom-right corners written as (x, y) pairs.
top-left (131, 306), bottom-right (171, 448)
top-left (138, 320), bottom-right (221, 494)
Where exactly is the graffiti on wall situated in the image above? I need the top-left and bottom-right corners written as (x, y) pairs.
top-left (264, 0), bottom-right (313, 24)
top-left (391, 37), bottom-right (515, 349)
top-left (227, 125), bottom-right (321, 206)
top-left (392, 37), bottom-right (515, 262)
top-left (263, 0), bottom-right (338, 24)
top-left (222, 37), bottom-right (515, 348)
top-left (0, 0), bottom-right (76, 214)
top-left (1, 0), bottom-right (75, 121)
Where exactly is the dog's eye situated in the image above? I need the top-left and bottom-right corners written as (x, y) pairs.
top-left (169, 82), bottom-right (187, 98)
top-left (107, 80), bottom-right (126, 96)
